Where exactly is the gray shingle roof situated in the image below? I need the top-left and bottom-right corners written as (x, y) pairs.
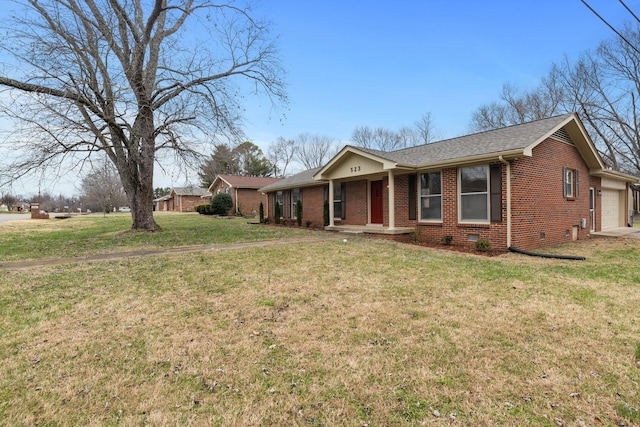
top-left (172, 186), bottom-right (211, 196)
top-left (363, 113), bottom-right (575, 166)
top-left (259, 167), bottom-right (323, 192)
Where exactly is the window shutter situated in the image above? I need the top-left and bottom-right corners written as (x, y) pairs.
top-left (562, 166), bottom-right (567, 198)
top-left (408, 174), bottom-right (417, 220)
top-left (575, 169), bottom-right (579, 198)
top-left (490, 164), bottom-right (502, 222)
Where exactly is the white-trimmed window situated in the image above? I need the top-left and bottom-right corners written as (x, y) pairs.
top-left (460, 165), bottom-right (489, 222)
top-left (291, 188), bottom-right (301, 219)
top-left (563, 167), bottom-right (578, 198)
top-left (419, 172), bottom-right (442, 221)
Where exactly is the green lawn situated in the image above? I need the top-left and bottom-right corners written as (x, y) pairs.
top-left (0, 217), bottom-right (639, 426)
top-left (0, 212), bottom-right (315, 261)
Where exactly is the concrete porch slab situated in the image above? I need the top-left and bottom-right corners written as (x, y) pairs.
top-left (591, 227), bottom-right (640, 237)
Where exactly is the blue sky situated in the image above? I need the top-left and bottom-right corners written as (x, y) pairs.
top-left (244, 0), bottom-right (633, 145)
top-left (1, 0), bottom-right (637, 195)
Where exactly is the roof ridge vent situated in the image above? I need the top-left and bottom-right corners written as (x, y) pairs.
top-left (551, 127), bottom-right (574, 145)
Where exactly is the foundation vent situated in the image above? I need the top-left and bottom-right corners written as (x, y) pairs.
top-left (551, 128), bottom-right (574, 145)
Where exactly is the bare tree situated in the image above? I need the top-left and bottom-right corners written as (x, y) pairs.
top-left (295, 133), bottom-right (337, 169)
top-left (351, 113), bottom-right (441, 152)
top-left (0, 0), bottom-right (286, 231)
top-left (550, 28), bottom-right (640, 174)
top-left (469, 81), bottom-right (565, 132)
top-left (413, 112), bottom-right (442, 144)
top-left (352, 127), bottom-right (403, 151)
top-left (0, 193), bottom-right (19, 211)
top-left (80, 159), bottom-right (127, 213)
top-left (267, 136), bottom-right (297, 177)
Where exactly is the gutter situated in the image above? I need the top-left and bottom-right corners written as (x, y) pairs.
top-left (498, 156), bottom-right (512, 248)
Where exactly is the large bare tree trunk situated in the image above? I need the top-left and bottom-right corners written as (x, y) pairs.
top-left (0, 0), bottom-right (287, 232)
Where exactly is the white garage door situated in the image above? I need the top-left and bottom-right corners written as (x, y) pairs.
top-left (601, 189), bottom-right (621, 229)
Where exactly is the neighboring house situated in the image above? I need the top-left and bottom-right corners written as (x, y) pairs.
top-left (156, 186), bottom-right (211, 212)
top-left (208, 175), bottom-right (282, 216)
top-left (154, 195), bottom-right (172, 212)
top-left (260, 113), bottom-right (639, 251)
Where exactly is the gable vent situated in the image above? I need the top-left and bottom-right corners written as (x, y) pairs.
top-left (551, 128), bottom-right (574, 145)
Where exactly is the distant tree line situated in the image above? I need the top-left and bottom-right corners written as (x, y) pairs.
top-left (469, 23), bottom-right (640, 175)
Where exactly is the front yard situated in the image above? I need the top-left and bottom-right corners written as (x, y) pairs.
top-left (0, 215), bottom-right (638, 425)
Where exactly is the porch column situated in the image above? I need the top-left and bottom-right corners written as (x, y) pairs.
top-left (328, 179), bottom-right (335, 227)
top-left (388, 170), bottom-right (395, 229)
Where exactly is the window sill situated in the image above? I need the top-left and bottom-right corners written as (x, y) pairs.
top-left (417, 221), bottom-right (442, 226)
top-left (565, 197), bottom-right (576, 201)
top-left (457, 221), bottom-right (491, 228)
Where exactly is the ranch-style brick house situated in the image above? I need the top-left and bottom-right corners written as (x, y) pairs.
top-left (208, 175), bottom-right (282, 216)
top-left (155, 186), bottom-right (211, 212)
top-left (259, 113), bottom-right (638, 251)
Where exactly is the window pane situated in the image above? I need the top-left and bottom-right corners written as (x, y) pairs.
top-left (333, 184), bottom-right (342, 201)
top-left (461, 194), bottom-right (488, 220)
top-left (420, 172), bottom-right (441, 195)
top-left (461, 166), bottom-right (488, 193)
top-left (421, 196), bottom-right (442, 220)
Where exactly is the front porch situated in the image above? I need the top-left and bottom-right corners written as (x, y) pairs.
top-left (325, 224), bottom-right (414, 235)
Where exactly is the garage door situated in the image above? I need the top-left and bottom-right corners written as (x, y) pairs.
top-left (601, 189), bottom-right (621, 229)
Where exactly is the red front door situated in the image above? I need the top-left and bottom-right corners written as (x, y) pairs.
top-left (370, 180), bottom-right (383, 224)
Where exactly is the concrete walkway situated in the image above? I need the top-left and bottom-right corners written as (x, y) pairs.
top-left (591, 227), bottom-right (640, 237)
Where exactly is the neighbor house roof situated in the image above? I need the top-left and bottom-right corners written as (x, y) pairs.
top-left (259, 168), bottom-right (323, 192)
top-left (171, 186), bottom-right (211, 197)
top-left (209, 175), bottom-right (282, 192)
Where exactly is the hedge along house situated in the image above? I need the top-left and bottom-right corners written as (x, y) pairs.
top-left (261, 113), bottom-right (638, 251)
top-left (208, 175), bottom-right (282, 216)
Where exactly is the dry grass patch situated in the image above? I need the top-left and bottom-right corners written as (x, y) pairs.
top-left (1, 237), bottom-right (639, 425)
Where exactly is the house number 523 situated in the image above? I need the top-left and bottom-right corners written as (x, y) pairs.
top-left (350, 166), bottom-right (361, 172)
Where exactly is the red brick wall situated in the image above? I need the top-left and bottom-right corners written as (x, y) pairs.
top-left (509, 138), bottom-right (591, 249)
top-left (235, 188), bottom-right (266, 217)
top-left (266, 184), bottom-right (328, 227)
top-left (175, 195), bottom-right (205, 212)
top-left (210, 181), bottom-right (266, 216)
top-left (404, 167), bottom-right (508, 250)
top-left (339, 180), bottom-right (368, 225)
top-left (300, 185), bottom-right (327, 227)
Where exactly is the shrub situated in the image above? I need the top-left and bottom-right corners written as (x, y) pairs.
top-left (306, 220), bottom-right (312, 228)
top-left (195, 204), bottom-right (213, 215)
top-left (274, 202), bottom-right (281, 224)
top-left (323, 200), bottom-right (329, 226)
top-left (259, 202), bottom-right (264, 223)
top-left (475, 238), bottom-right (491, 252)
top-left (296, 200), bottom-right (303, 226)
top-left (441, 235), bottom-right (453, 245)
top-left (211, 193), bottom-right (233, 216)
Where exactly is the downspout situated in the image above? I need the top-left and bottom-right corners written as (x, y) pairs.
top-left (498, 156), bottom-right (511, 249)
